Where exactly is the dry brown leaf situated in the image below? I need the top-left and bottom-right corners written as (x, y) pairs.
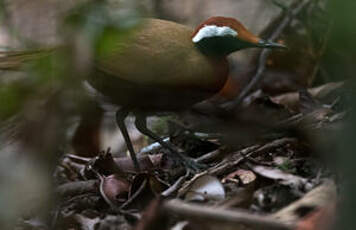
top-left (271, 82), bottom-right (344, 112)
top-left (272, 180), bottom-right (337, 225)
top-left (184, 175), bottom-right (225, 202)
top-left (222, 169), bottom-right (256, 186)
top-left (99, 174), bottom-right (130, 206)
top-left (251, 165), bottom-right (311, 189)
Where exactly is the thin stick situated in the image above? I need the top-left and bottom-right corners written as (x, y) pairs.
top-left (222, 0), bottom-right (312, 110)
top-left (196, 149), bottom-right (222, 164)
top-left (119, 179), bottom-right (147, 209)
top-left (163, 199), bottom-right (295, 230)
top-left (56, 180), bottom-right (98, 197)
top-left (161, 171), bottom-right (190, 197)
top-left (207, 138), bottom-right (297, 176)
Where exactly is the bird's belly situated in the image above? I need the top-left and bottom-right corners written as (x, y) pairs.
top-left (87, 70), bottom-right (216, 112)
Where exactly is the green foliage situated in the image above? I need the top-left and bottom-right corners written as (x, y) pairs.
top-left (271, 0), bottom-right (291, 11)
top-left (277, 159), bottom-right (296, 173)
top-left (64, 0), bottom-right (142, 59)
top-left (0, 83), bottom-right (27, 120)
top-left (26, 51), bottom-right (70, 85)
top-left (151, 116), bottom-right (171, 137)
top-left (0, 0), bottom-right (143, 122)
top-left (0, 50), bottom-right (72, 121)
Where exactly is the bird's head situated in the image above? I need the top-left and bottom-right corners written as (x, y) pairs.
top-left (192, 16), bottom-right (286, 56)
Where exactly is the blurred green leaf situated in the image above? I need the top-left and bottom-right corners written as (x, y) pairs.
top-left (64, 0), bottom-right (141, 50)
top-left (271, 0), bottom-right (290, 11)
top-left (0, 83), bottom-right (28, 120)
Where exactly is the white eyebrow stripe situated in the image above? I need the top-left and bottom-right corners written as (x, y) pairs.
top-left (192, 25), bottom-right (238, 43)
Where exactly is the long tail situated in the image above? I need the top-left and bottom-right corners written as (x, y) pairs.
top-left (0, 48), bottom-right (56, 145)
top-left (0, 49), bottom-right (54, 70)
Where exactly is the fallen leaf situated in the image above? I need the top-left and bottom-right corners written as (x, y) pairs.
top-left (99, 174), bottom-right (130, 206)
top-left (171, 221), bottom-right (189, 230)
top-left (184, 175), bottom-right (225, 202)
top-left (73, 214), bottom-right (100, 230)
top-left (271, 82), bottom-right (344, 113)
top-left (251, 164), bottom-right (311, 189)
top-left (122, 173), bottom-right (168, 210)
top-left (295, 204), bottom-right (335, 230)
top-left (298, 89), bottom-right (323, 114)
top-left (272, 180), bottom-right (337, 224)
top-left (222, 169), bottom-right (256, 186)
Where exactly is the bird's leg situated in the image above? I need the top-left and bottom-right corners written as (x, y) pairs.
top-left (115, 109), bottom-right (141, 172)
top-left (134, 113), bottom-right (205, 172)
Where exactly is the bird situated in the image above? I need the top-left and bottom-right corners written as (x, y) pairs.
top-left (86, 16), bottom-right (286, 171)
top-left (0, 16), bottom-right (286, 172)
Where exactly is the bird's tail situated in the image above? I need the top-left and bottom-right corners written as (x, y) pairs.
top-left (0, 48), bottom-right (56, 145)
top-left (0, 49), bottom-right (54, 71)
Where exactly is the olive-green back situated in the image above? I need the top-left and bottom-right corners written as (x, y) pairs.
top-left (95, 19), bottom-right (227, 92)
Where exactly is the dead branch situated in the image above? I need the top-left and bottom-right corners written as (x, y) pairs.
top-left (208, 138), bottom-right (298, 176)
top-left (163, 199), bottom-right (295, 230)
top-left (222, 0), bottom-right (312, 110)
top-left (56, 180), bottom-right (98, 197)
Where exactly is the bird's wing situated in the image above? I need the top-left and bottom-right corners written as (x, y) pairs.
top-left (95, 19), bottom-right (224, 92)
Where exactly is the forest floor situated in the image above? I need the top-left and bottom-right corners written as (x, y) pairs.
top-left (14, 81), bottom-right (343, 230)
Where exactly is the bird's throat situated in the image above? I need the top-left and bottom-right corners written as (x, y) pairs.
top-left (194, 36), bottom-right (255, 57)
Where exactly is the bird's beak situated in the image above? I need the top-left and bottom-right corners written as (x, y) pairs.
top-left (257, 39), bottom-right (287, 49)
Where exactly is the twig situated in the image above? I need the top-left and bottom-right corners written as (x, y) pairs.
top-left (178, 138), bottom-right (297, 196)
top-left (56, 180), bottom-right (98, 197)
top-left (207, 145), bottom-right (260, 176)
top-left (163, 199), bottom-right (295, 230)
top-left (196, 149), bottom-right (222, 163)
top-left (222, 0), bottom-right (312, 110)
top-left (213, 138), bottom-right (297, 176)
top-left (307, 19), bottom-right (333, 85)
top-left (138, 137), bottom-right (170, 154)
top-left (119, 179), bottom-right (148, 209)
top-left (161, 171), bottom-right (190, 197)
